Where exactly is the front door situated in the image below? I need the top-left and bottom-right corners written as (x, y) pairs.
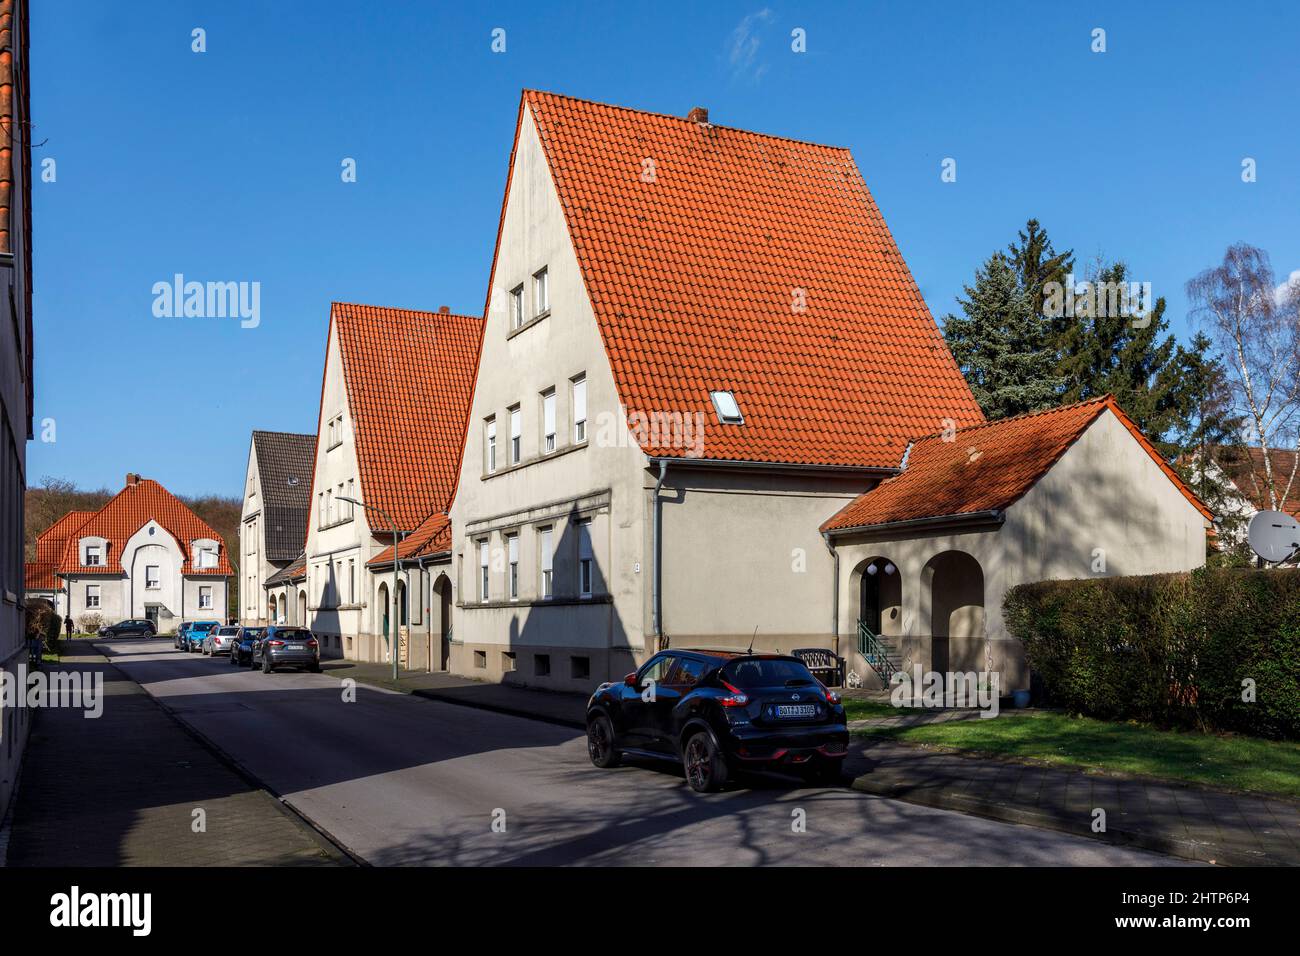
top-left (145, 605), bottom-right (159, 628)
top-left (860, 564), bottom-right (882, 633)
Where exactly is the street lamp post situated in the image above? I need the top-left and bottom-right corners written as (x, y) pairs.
top-left (338, 496), bottom-right (401, 682)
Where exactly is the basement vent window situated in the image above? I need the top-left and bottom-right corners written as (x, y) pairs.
top-left (502, 651), bottom-right (517, 672)
top-left (710, 390), bottom-right (743, 425)
top-left (570, 655), bottom-right (590, 680)
top-left (474, 650), bottom-right (487, 669)
top-left (534, 653), bottom-right (551, 677)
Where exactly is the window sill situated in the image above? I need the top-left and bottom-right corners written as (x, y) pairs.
top-left (505, 309), bottom-right (550, 341)
top-left (481, 439), bottom-right (586, 480)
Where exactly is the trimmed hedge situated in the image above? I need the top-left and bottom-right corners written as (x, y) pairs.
top-left (1004, 567), bottom-right (1300, 739)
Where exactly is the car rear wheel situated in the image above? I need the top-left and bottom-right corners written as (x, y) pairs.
top-left (261, 654), bottom-right (274, 674)
top-left (308, 661), bottom-right (321, 673)
top-left (586, 715), bottom-right (621, 768)
top-left (683, 730), bottom-right (728, 793)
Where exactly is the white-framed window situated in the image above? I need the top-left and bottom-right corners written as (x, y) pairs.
top-left (506, 533), bottom-right (519, 601)
top-left (533, 267), bottom-right (549, 316)
top-left (84, 544), bottom-right (101, 566)
top-left (577, 519), bottom-right (593, 597)
top-left (145, 565), bottom-right (160, 589)
top-left (85, 584), bottom-right (100, 608)
top-left (485, 417), bottom-right (497, 473)
top-left (198, 586), bottom-right (213, 609)
top-left (572, 374), bottom-right (587, 444)
top-left (348, 558), bottom-right (355, 604)
top-left (337, 483), bottom-right (344, 520)
top-left (510, 284), bottom-right (524, 330)
top-left (478, 540), bottom-right (490, 603)
top-left (542, 389), bottom-right (556, 453)
top-left (539, 526), bottom-right (553, 599)
top-left (326, 488), bottom-right (333, 524)
top-left (318, 492), bottom-right (326, 528)
top-left (711, 390), bottom-right (744, 425)
top-left (346, 478), bottom-right (355, 518)
top-left (199, 548), bottom-right (218, 569)
top-left (509, 405), bottom-right (521, 465)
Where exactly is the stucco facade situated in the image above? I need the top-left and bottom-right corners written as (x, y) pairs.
top-left (829, 409), bottom-right (1210, 691)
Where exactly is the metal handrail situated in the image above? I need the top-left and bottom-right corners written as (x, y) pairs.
top-left (857, 619), bottom-right (898, 683)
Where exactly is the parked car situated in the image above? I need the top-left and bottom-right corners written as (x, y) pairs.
top-left (230, 626), bottom-right (265, 667)
top-left (585, 650), bottom-right (849, 793)
top-left (183, 620), bottom-right (220, 652)
top-left (98, 618), bottom-right (157, 639)
top-left (203, 625), bottom-right (242, 656)
top-left (251, 625), bottom-right (321, 673)
top-left (174, 622), bottom-right (192, 650)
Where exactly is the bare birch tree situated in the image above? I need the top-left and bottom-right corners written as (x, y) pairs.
top-left (1188, 243), bottom-right (1300, 510)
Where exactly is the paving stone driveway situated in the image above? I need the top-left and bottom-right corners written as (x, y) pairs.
top-left (3, 645), bottom-right (346, 867)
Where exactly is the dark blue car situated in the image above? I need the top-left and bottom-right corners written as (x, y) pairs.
top-left (230, 626), bottom-right (264, 667)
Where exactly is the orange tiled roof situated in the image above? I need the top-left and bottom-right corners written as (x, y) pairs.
top-left (324, 303), bottom-right (483, 531)
top-left (822, 396), bottom-right (1212, 533)
top-left (1217, 446), bottom-right (1300, 516)
top-left (509, 90), bottom-right (984, 467)
top-left (54, 478), bottom-right (233, 576)
top-left (26, 510), bottom-right (97, 590)
top-left (367, 512), bottom-right (451, 567)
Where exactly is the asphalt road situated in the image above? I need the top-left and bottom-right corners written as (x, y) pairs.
top-left (100, 638), bottom-right (1186, 867)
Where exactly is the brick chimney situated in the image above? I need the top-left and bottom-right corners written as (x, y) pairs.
top-left (687, 106), bottom-right (709, 126)
top-left (125, 473), bottom-right (140, 487)
top-left (438, 305), bottom-right (450, 314)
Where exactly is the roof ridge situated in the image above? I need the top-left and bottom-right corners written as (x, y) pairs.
top-left (330, 300), bottom-right (482, 321)
top-left (910, 395), bottom-right (1113, 446)
top-left (523, 88), bottom-right (855, 154)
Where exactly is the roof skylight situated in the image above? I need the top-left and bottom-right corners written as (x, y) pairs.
top-left (711, 390), bottom-right (743, 425)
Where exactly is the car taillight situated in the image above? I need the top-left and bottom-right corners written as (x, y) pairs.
top-left (306, 639), bottom-right (318, 648)
top-left (719, 679), bottom-right (749, 707)
top-left (819, 682), bottom-right (841, 705)
top-left (268, 640), bottom-right (285, 647)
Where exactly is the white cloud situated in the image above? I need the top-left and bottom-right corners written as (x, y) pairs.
top-left (727, 9), bottom-right (775, 82)
top-left (1275, 268), bottom-right (1300, 306)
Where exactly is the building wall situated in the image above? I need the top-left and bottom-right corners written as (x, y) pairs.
top-left (303, 321), bottom-right (374, 661)
top-left (238, 439), bottom-right (272, 624)
top-left (448, 109), bottom-right (652, 692)
top-left (831, 410), bottom-right (1209, 691)
top-left (659, 465), bottom-right (869, 650)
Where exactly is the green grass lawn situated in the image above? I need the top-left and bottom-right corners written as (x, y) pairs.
top-left (853, 709), bottom-right (1300, 799)
top-left (842, 697), bottom-right (920, 721)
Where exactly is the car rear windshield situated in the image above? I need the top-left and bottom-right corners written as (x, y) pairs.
top-left (218, 627), bottom-right (239, 635)
top-left (274, 630), bottom-right (311, 640)
top-left (192, 623), bottom-right (216, 632)
top-left (722, 658), bottom-right (817, 689)
top-left (241, 628), bottom-right (264, 638)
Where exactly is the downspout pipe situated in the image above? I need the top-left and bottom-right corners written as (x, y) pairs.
top-left (822, 532), bottom-right (839, 659)
top-left (651, 460), bottom-right (669, 647)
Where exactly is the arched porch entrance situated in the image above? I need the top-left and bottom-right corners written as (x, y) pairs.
top-left (297, 589), bottom-right (306, 626)
top-left (433, 573), bottom-right (452, 671)
top-left (921, 550), bottom-right (985, 673)
top-left (377, 581), bottom-right (390, 662)
top-left (855, 556), bottom-right (901, 637)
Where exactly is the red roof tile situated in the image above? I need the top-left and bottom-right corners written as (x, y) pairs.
top-left (822, 396), bottom-right (1212, 533)
top-left (512, 90), bottom-right (984, 467)
top-left (54, 479), bottom-right (233, 576)
top-left (323, 303), bottom-right (483, 531)
top-left (367, 512), bottom-right (451, 567)
top-left (1217, 446), bottom-right (1300, 516)
top-left (26, 510), bottom-right (96, 590)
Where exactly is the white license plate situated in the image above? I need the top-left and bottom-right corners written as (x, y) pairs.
top-left (286, 644), bottom-right (304, 650)
top-left (776, 704), bottom-right (817, 718)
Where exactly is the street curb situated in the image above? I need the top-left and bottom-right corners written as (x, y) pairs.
top-left (316, 667), bottom-right (587, 730)
top-left (847, 776), bottom-right (1275, 867)
top-left (91, 641), bottom-right (365, 867)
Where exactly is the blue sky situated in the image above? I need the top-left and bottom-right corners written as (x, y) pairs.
top-left (28, 1), bottom-right (1300, 497)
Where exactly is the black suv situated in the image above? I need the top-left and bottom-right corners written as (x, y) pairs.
top-left (98, 619), bottom-right (157, 638)
top-left (586, 650), bottom-right (849, 792)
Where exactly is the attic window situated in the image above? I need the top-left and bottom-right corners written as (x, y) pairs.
top-left (710, 390), bottom-right (743, 425)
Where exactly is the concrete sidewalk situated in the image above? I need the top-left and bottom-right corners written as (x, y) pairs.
top-left (324, 659), bottom-right (1300, 867)
top-left (3, 647), bottom-right (347, 866)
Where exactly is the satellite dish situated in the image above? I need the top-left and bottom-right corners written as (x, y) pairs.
top-left (286, 476), bottom-right (299, 486)
top-left (1247, 510), bottom-right (1300, 563)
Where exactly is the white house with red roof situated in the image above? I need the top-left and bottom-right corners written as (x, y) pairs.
top-left (25, 474), bottom-right (233, 632)
top-left (298, 301), bottom-right (481, 663)
top-left (446, 91), bottom-right (1211, 692)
